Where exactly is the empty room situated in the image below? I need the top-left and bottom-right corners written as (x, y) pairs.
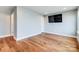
top-left (0, 6), bottom-right (79, 52)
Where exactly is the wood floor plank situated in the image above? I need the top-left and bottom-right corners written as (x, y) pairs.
top-left (0, 33), bottom-right (78, 52)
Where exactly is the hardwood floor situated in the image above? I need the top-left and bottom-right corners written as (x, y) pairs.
top-left (0, 33), bottom-right (78, 52)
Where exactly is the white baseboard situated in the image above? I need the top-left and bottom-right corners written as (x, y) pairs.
top-left (17, 32), bottom-right (41, 40)
top-left (0, 34), bottom-right (11, 38)
top-left (44, 32), bottom-right (77, 38)
top-left (16, 32), bottom-right (77, 40)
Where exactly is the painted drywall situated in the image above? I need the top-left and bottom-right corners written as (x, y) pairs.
top-left (77, 8), bottom-right (79, 41)
top-left (16, 7), bottom-right (42, 40)
top-left (0, 13), bottom-right (10, 36)
top-left (12, 7), bottom-right (77, 40)
top-left (11, 11), bottom-right (16, 36)
top-left (41, 16), bottom-right (44, 32)
top-left (11, 7), bottom-right (17, 38)
top-left (77, 8), bottom-right (79, 34)
top-left (44, 10), bottom-right (77, 37)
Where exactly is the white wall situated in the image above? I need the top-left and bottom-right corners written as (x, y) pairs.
top-left (12, 7), bottom-right (77, 40)
top-left (77, 8), bottom-right (79, 34)
top-left (41, 16), bottom-right (44, 32)
top-left (0, 13), bottom-right (10, 36)
top-left (77, 8), bottom-right (79, 41)
top-left (16, 7), bottom-right (42, 40)
top-left (11, 7), bottom-right (17, 38)
top-left (44, 10), bottom-right (77, 37)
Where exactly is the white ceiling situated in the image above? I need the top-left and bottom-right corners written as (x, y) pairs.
top-left (0, 6), bottom-right (15, 14)
top-left (26, 6), bottom-right (77, 15)
top-left (0, 6), bottom-right (77, 15)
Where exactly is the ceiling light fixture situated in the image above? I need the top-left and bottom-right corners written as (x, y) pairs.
top-left (63, 8), bottom-right (67, 9)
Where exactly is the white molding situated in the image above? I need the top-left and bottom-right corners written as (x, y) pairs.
top-left (16, 32), bottom-right (77, 40)
top-left (44, 32), bottom-right (77, 38)
top-left (17, 32), bottom-right (41, 40)
top-left (0, 34), bottom-right (11, 38)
